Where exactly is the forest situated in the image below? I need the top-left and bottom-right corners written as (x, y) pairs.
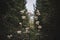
top-left (0, 0), bottom-right (58, 40)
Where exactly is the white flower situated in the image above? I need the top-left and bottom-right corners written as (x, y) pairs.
top-left (17, 30), bottom-right (22, 34)
top-left (25, 27), bottom-right (29, 30)
top-left (36, 12), bottom-right (40, 16)
top-left (25, 27), bottom-right (30, 33)
top-left (34, 16), bottom-right (38, 20)
top-left (36, 21), bottom-right (39, 25)
top-left (20, 9), bottom-right (25, 13)
top-left (26, 30), bottom-right (30, 33)
top-left (36, 9), bottom-right (40, 13)
top-left (22, 16), bottom-right (26, 19)
top-left (7, 34), bottom-right (12, 39)
top-left (19, 22), bottom-right (22, 25)
top-left (38, 25), bottom-right (42, 29)
top-left (36, 9), bottom-right (41, 16)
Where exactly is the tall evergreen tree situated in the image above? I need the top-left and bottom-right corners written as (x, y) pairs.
top-left (0, 0), bottom-right (25, 40)
top-left (36, 0), bottom-right (57, 40)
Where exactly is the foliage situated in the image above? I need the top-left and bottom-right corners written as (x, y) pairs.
top-left (0, 0), bottom-right (25, 40)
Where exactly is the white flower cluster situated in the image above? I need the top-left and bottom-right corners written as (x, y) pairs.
top-left (17, 30), bottom-right (22, 34)
top-left (22, 16), bottom-right (26, 19)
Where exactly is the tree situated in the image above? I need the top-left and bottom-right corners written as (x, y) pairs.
top-left (36, 0), bottom-right (57, 40)
top-left (0, 0), bottom-right (25, 40)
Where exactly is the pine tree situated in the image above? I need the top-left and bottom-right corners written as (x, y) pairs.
top-left (36, 0), bottom-right (57, 40)
top-left (0, 0), bottom-right (25, 40)
top-left (36, 0), bottom-right (51, 40)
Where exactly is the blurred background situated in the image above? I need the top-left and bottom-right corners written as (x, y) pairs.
top-left (0, 0), bottom-right (58, 40)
